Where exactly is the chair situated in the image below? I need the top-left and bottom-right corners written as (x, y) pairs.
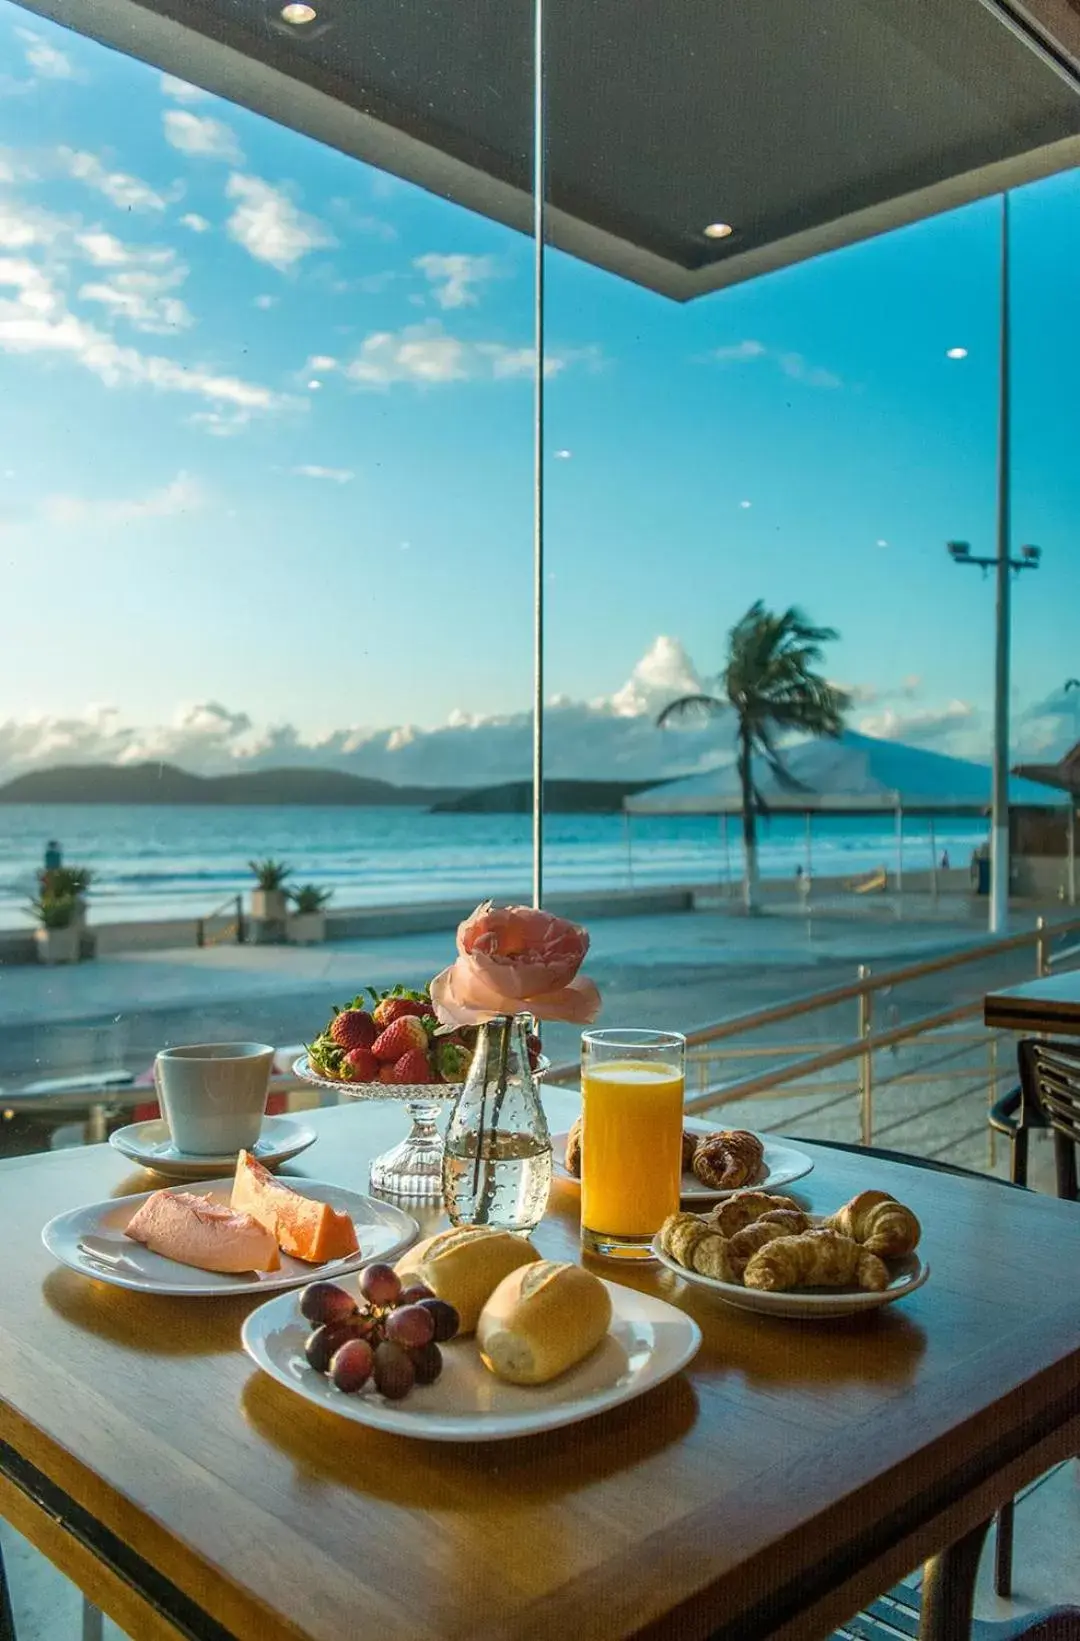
top-left (830, 1583), bottom-right (1080, 1639)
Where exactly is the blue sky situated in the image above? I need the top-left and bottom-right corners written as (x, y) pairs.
top-left (1, 3), bottom-right (1079, 784)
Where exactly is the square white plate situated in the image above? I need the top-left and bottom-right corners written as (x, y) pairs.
top-left (242, 1276), bottom-right (701, 1441)
top-left (42, 1180), bottom-right (418, 1298)
top-left (553, 1119), bottom-right (814, 1201)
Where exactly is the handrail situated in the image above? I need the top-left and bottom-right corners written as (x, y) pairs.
top-left (546, 912), bottom-right (1080, 1083)
top-left (196, 893), bottom-right (245, 948)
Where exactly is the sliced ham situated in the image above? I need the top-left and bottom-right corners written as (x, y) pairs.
top-left (125, 1190), bottom-right (281, 1273)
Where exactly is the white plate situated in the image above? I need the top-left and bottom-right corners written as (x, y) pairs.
top-left (651, 1233), bottom-right (930, 1319)
top-left (552, 1119), bottom-right (814, 1202)
top-left (242, 1277), bottom-right (701, 1442)
top-left (42, 1180), bottom-right (418, 1298)
top-left (108, 1115), bottom-right (317, 1179)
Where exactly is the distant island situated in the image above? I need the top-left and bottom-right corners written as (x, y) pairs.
top-left (431, 779), bottom-right (663, 814)
top-left (0, 763), bottom-right (459, 807)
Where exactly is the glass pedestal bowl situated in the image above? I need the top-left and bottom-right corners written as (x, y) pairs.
top-left (292, 1055), bottom-right (456, 1201)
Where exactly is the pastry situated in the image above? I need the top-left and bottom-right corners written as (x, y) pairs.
top-left (394, 1226), bottom-right (541, 1333)
top-left (824, 1190), bottom-right (921, 1257)
top-left (477, 1261), bottom-right (612, 1384)
top-left (659, 1210), bottom-right (712, 1268)
top-left (689, 1232), bottom-right (736, 1282)
top-left (742, 1228), bottom-right (889, 1293)
top-left (681, 1130), bottom-right (699, 1173)
top-left (726, 1219), bottom-right (793, 1280)
top-left (564, 1116), bottom-right (583, 1178)
top-left (692, 1130), bottom-right (764, 1191)
top-left (707, 1191), bottom-right (805, 1237)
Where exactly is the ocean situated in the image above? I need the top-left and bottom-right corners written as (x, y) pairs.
top-left (0, 804), bottom-right (990, 930)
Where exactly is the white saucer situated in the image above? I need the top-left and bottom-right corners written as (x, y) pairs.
top-left (109, 1115), bottom-right (317, 1179)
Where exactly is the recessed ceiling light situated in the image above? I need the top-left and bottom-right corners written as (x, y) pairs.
top-left (703, 222), bottom-right (734, 240)
top-left (946, 346), bottom-right (968, 359)
top-left (280, 3), bottom-right (317, 22)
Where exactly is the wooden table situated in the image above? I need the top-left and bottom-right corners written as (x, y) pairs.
top-left (2, 1100), bottom-right (1080, 1641)
top-left (985, 969), bottom-right (1080, 1036)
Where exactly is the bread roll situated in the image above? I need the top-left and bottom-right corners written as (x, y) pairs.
top-left (477, 1260), bottom-right (612, 1385)
top-left (394, 1225), bottom-right (540, 1333)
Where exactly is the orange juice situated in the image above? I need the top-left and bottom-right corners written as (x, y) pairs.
top-left (580, 1058), bottom-right (684, 1238)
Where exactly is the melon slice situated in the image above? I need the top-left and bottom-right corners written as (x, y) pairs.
top-left (231, 1151), bottom-right (359, 1264)
top-left (126, 1190), bottom-right (281, 1273)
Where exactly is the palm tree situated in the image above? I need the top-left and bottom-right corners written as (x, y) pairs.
top-left (657, 601), bottom-right (849, 911)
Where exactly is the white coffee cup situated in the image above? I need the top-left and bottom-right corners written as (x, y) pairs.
top-left (155, 1042), bottom-right (274, 1157)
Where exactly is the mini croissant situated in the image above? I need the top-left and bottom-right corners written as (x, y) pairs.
top-left (824, 1190), bottom-right (920, 1257)
top-left (707, 1192), bottom-right (808, 1237)
top-left (659, 1211), bottom-right (712, 1268)
top-left (742, 1228), bottom-right (889, 1293)
top-left (726, 1219), bottom-right (792, 1280)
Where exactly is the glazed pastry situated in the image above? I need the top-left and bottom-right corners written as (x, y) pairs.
top-left (659, 1211), bottom-right (712, 1268)
top-left (692, 1131), bottom-right (764, 1191)
top-left (726, 1220), bottom-right (793, 1280)
top-left (681, 1130), bottom-right (699, 1173)
top-left (707, 1191), bottom-right (802, 1237)
top-left (743, 1228), bottom-right (889, 1293)
top-left (756, 1208), bottom-right (809, 1235)
top-left (564, 1117), bottom-right (583, 1179)
top-left (825, 1190), bottom-right (921, 1258)
top-left (689, 1232), bottom-right (736, 1282)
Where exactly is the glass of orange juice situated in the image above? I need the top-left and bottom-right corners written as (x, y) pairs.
top-left (580, 1028), bottom-right (685, 1260)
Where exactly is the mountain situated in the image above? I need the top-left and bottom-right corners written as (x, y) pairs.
top-left (0, 763), bottom-right (460, 807)
top-left (431, 779), bottom-right (663, 814)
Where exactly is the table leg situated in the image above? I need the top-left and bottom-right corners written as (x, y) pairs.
top-left (81, 1598), bottom-right (102, 1641)
top-left (919, 1517), bottom-right (992, 1641)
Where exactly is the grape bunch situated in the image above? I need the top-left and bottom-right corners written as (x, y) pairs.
top-left (299, 1266), bottom-right (459, 1401)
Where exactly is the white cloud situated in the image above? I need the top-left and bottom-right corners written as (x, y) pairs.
top-left (179, 213), bottom-right (210, 233)
top-left (78, 266), bottom-right (192, 335)
top-left (857, 701), bottom-right (976, 746)
top-left (607, 636), bottom-right (705, 719)
top-left (160, 74), bottom-right (209, 103)
top-left (163, 110), bottom-right (243, 165)
top-left (41, 471), bottom-right (203, 526)
top-left (342, 323), bottom-right (583, 389)
top-left (56, 148), bottom-right (171, 212)
top-left (414, 252), bottom-right (496, 309)
top-left (290, 464), bottom-right (353, 483)
top-left (15, 27), bottom-right (81, 81)
top-left (225, 174), bottom-right (333, 270)
top-left (254, 294), bottom-right (276, 309)
top-left (709, 337), bottom-right (842, 389)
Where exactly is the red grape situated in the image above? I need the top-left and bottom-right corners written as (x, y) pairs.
top-left (360, 1263), bottom-right (402, 1307)
top-left (418, 1298), bottom-right (459, 1343)
top-left (408, 1342), bottom-right (443, 1385)
top-left (373, 1341), bottom-right (415, 1400)
top-left (399, 1282), bottom-right (435, 1305)
top-left (385, 1304), bottom-right (435, 1349)
top-left (330, 1337), bottom-right (374, 1394)
top-left (304, 1320), bottom-right (356, 1374)
top-left (300, 1281), bottom-right (357, 1327)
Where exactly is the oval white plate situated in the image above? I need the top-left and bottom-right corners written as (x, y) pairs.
top-left (552, 1120), bottom-right (814, 1202)
top-left (109, 1115), bottom-right (317, 1180)
top-left (242, 1277), bottom-right (701, 1442)
top-left (42, 1180), bottom-right (418, 1298)
top-left (651, 1234), bottom-right (929, 1319)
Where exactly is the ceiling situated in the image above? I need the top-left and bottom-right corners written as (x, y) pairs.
top-left (15, 0), bottom-right (1080, 299)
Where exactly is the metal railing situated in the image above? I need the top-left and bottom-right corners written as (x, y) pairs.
top-left (547, 913), bottom-right (1080, 1171)
top-left (195, 894), bottom-right (246, 948)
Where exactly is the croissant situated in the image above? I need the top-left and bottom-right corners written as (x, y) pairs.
top-left (689, 1232), bottom-right (736, 1282)
top-left (693, 1130), bottom-right (764, 1190)
top-left (726, 1220), bottom-right (792, 1280)
top-left (564, 1117), bottom-right (583, 1178)
top-left (742, 1229), bottom-right (889, 1292)
top-left (825, 1190), bottom-right (920, 1257)
top-left (681, 1131), bottom-right (699, 1173)
top-left (708, 1191), bottom-right (804, 1237)
top-left (659, 1211), bottom-right (711, 1268)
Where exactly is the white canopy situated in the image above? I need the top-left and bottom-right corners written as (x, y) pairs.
top-left (624, 731), bottom-right (1070, 816)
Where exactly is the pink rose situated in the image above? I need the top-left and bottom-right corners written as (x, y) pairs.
top-left (430, 902), bottom-right (601, 1026)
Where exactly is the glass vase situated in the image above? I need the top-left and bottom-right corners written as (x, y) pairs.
top-left (442, 1014), bottom-right (552, 1232)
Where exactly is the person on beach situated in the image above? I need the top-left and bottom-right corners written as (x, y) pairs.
top-left (43, 840), bottom-right (62, 873)
top-left (940, 850), bottom-right (950, 870)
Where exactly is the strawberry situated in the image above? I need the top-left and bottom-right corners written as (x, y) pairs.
top-left (342, 1045), bottom-right (379, 1081)
top-left (372, 991), bottom-right (430, 1030)
top-left (377, 1063), bottom-right (398, 1085)
top-left (390, 1048), bottom-right (434, 1084)
top-left (435, 1040), bottom-right (472, 1084)
top-left (330, 1008), bottom-right (376, 1052)
top-left (526, 1032), bottom-right (542, 1071)
top-left (372, 1015), bottom-right (429, 1063)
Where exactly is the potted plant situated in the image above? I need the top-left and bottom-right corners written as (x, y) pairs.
top-left (248, 859), bottom-right (292, 923)
top-left (29, 890), bottom-right (80, 965)
top-left (287, 884), bottom-right (332, 945)
top-left (41, 865), bottom-right (94, 928)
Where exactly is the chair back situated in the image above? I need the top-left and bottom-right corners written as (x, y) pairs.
top-left (1017, 1039), bottom-right (1080, 1201)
